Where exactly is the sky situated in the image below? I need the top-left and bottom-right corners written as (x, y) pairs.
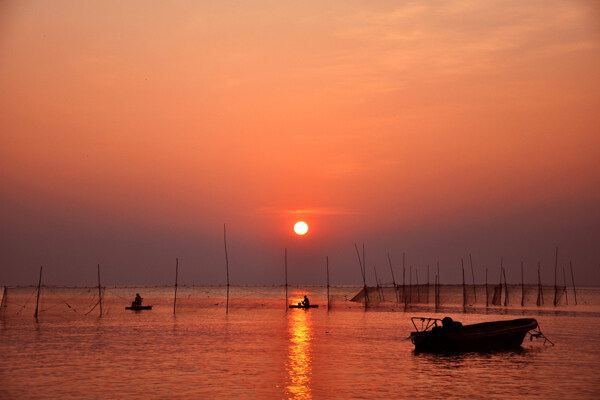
top-left (1, 0), bottom-right (599, 287)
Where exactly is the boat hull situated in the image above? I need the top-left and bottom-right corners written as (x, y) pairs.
top-left (289, 304), bottom-right (318, 309)
top-left (411, 318), bottom-right (538, 352)
top-left (125, 305), bottom-right (153, 311)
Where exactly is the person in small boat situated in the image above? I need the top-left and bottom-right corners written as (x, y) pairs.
top-left (301, 295), bottom-right (310, 307)
top-left (132, 293), bottom-right (143, 307)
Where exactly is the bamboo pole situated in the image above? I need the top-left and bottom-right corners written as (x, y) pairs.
top-left (285, 248), bottom-right (288, 311)
top-left (34, 266), bottom-right (42, 321)
top-left (499, 258), bottom-right (503, 306)
top-left (537, 261), bottom-right (543, 306)
top-left (326, 256), bottom-right (330, 310)
top-left (485, 268), bottom-right (489, 307)
top-left (469, 254), bottom-right (476, 303)
top-left (402, 252), bottom-right (406, 307)
top-left (354, 244), bottom-right (365, 281)
top-left (562, 267), bottom-right (568, 305)
top-left (502, 265), bottom-right (509, 307)
top-left (224, 224), bottom-right (230, 314)
top-left (434, 274), bottom-right (438, 311)
top-left (354, 244), bottom-right (368, 309)
top-left (427, 265), bottom-right (430, 304)
top-left (554, 247), bottom-right (558, 306)
top-left (462, 258), bottom-right (466, 309)
top-left (173, 258), bottom-right (178, 315)
top-left (97, 264), bottom-right (102, 317)
top-left (416, 268), bottom-right (420, 303)
top-left (436, 261), bottom-right (440, 309)
top-left (363, 244), bottom-right (369, 306)
top-left (570, 261), bottom-right (577, 305)
top-left (362, 244), bottom-right (366, 281)
top-left (409, 265), bottom-right (412, 304)
top-left (521, 261), bottom-right (524, 307)
top-left (387, 253), bottom-right (399, 303)
top-left (1, 287), bottom-right (6, 310)
top-left (373, 265), bottom-right (383, 302)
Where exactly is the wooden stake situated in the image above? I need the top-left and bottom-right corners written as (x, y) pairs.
top-left (521, 261), bottom-right (524, 307)
top-left (409, 265), bottom-right (412, 304)
top-left (499, 257), bottom-right (503, 305)
top-left (326, 256), bottom-right (330, 310)
top-left (553, 247), bottom-right (558, 306)
top-left (485, 268), bottom-right (489, 307)
top-left (285, 248), bottom-right (288, 311)
top-left (373, 265), bottom-right (383, 302)
top-left (1, 287), bottom-right (6, 310)
top-left (502, 265), bottom-right (509, 307)
top-left (402, 252), bottom-right (406, 305)
top-left (462, 258), bottom-right (466, 309)
top-left (387, 253), bottom-right (400, 303)
top-left (173, 258), bottom-right (178, 315)
top-left (354, 244), bottom-right (368, 309)
top-left (436, 261), bottom-right (440, 309)
top-left (537, 261), bottom-right (543, 306)
top-left (224, 224), bottom-right (230, 314)
top-left (362, 244), bottom-right (366, 282)
top-left (434, 273), bottom-right (438, 311)
top-left (416, 268), bottom-right (420, 303)
top-left (562, 266), bottom-right (568, 305)
top-left (469, 254), bottom-right (476, 303)
top-left (570, 261), bottom-right (577, 305)
top-left (34, 266), bottom-right (42, 321)
top-left (363, 243), bottom-right (369, 308)
top-left (97, 264), bottom-right (102, 317)
top-left (427, 265), bottom-right (430, 304)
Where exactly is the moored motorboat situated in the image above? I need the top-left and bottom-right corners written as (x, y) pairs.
top-left (410, 316), bottom-right (544, 352)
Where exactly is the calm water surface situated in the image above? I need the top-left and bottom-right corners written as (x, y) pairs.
top-left (1, 286), bottom-right (599, 399)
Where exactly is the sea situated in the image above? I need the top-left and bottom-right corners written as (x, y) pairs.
top-left (1, 285), bottom-right (599, 399)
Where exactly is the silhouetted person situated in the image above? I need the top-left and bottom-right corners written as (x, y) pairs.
top-left (442, 317), bottom-right (462, 331)
top-left (133, 293), bottom-right (143, 307)
top-left (301, 295), bottom-right (310, 307)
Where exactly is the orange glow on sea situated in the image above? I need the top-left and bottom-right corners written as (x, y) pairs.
top-left (285, 304), bottom-right (314, 399)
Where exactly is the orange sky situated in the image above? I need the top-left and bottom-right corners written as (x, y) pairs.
top-left (1, 1), bottom-right (599, 286)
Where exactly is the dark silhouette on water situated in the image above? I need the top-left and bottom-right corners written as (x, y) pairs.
top-left (134, 293), bottom-right (142, 307)
top-left (126, 293), bottom-right (152, 311)
top-left (302, 295), bottom-right (310, 307)
top-left (289, 295), bottom-right (318, 309)
top-left (409, 316), bottom-right (552, 352)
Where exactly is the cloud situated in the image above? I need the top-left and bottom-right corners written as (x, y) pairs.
top-left (256, 206), bottom-right (358, 216)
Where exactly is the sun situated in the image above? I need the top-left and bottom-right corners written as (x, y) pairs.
top-left (293, 221), bottom-right (309, 235)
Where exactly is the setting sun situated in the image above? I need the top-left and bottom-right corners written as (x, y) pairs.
top-left (293, 221), bottom-right (309, 235)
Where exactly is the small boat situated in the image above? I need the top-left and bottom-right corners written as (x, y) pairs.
top-left (410, 317), bottom-right (542, 352)
top-left (125, 305), bottom-right (153, 311)
top-left (289, 304), bottom-right (319, 309)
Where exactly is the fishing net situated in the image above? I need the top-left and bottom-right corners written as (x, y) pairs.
top-left (536, 284), bottom-right (546, 306)
top-left (520, 284), bottom-right (538, 306)
top-left (462, 284), bottom-right (478, 306)
top-left (350, 283), bottom-right (443, 308)
top-left (405, 284), bottom-right (432, 305)
top-left (554, 285), bottom-right (568, 306)
top-left (134, 285), bottom-right (353, 312)
top-left (490, 284), bottom-right (503, 306)
top-left (0, 286), bottom-right (104, 319)
top-left (349, 286), bottom-right (403, 304)
top-left (347, 282), bottom-right (569, 310)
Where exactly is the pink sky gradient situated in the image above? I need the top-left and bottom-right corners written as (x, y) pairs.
top-left (1, 1), bottom-right (599, 286)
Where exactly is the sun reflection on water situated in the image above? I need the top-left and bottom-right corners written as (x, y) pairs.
top-left (285, 307), bottom-right (313, 399)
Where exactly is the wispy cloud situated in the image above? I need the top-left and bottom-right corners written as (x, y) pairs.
top-left (257, 206), bottom-right (358, 216)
